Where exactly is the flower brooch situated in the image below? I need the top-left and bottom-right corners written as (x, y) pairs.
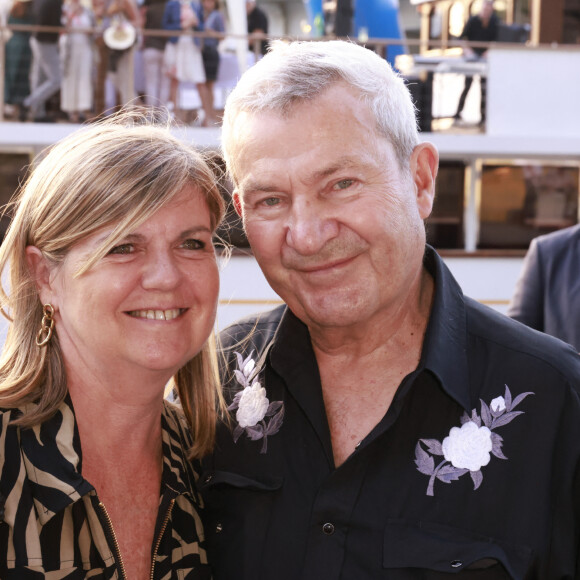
top-left (228, 352), bottom-right (285, 454)
top-left (415, 385), bottom-right (533, 496)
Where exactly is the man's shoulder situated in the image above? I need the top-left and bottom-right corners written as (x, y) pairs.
top-left (465, 296), bottom-right (580, 379)
top-left (534, 223), bottom-right (580, 252)
top-left (219, 305), bottom-right (286, 355)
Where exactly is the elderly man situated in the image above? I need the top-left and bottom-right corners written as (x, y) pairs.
top-left (200, 40), bottom-right (580, 580)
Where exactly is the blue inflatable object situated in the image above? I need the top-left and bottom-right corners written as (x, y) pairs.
top-left (305, 0), bottom-right (406, 69)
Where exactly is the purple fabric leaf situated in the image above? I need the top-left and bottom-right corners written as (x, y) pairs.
top-left (511, 391), bottom-right (534, 410)
top-left (480, 399), bottom-right (492, 427)
top-left (471, 410), bottom-right (481, 427)
top-left (419, 438), bottom-right (443, 456)
top-left (491, 410), bottom-right (524, 429)
top-left (234, 369), bottom-right (247, 387)
top-left (227, 391), bottom-right (243, 411)
top-left (245, 425), bottom-right (264, 441)
top-left (491, 431), bottom-right (508, 460)
top-left (235, 351), bottom-right (244, 370)
top-left (415, 442), bottom-right (435, 475)
top-left (460, 412), bottom-right (471, 425)
top-left (265, 401), bottom-right (283, 416)
top-left (260, 436), bottom-right (268, 454)
top-left (470, 469), bottom-right (484, 490)
top-left (504, 385), bottom-right (513, 412)
top-left (490, 404), bottom-right (504, 418)
top-left (265, 406), bottom-right (285, 436)
top-left (233, 424), bottom-right (244, 443)
top-left (436, 465), bottom-right (469, 483)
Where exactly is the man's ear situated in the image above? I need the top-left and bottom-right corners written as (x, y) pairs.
top-left (410, 142), bottom-right (439, 220)
top-left (233, 191), bottom-right (243, 218)
top-left (25, 246), bottom-right (55, 306)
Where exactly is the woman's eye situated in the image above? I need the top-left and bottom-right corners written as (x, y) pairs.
top-left (182, 238), bottom-right (205, 250)
top-left (108, 243), bottom-right (133, 255)
top-left (334, 179), bottom-right (354, 190)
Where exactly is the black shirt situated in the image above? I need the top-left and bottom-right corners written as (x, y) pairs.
top-left (461, 13), bottom-right (499, 56)
top-left (200, 246), bottom-right (580, 580)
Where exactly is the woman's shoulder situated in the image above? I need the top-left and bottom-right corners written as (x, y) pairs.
top-left (162, 399), bottom-right (194, 447)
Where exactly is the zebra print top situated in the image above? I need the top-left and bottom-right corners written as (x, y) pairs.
top-left (0, 396), bottom-right (211, 579)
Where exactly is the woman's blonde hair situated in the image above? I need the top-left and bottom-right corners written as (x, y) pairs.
top-left (0, 111), bottom-right (225, 458)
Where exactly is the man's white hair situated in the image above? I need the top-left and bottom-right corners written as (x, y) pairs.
top-left (221, 40), bottom-right (420, 183)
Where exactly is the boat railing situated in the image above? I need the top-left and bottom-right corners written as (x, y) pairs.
top-left (0, 22), bottom-right (537, 127)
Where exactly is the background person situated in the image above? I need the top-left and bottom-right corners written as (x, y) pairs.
top-left (93, 0), bottom-right (140, 114)
top-left (246, 0), bottom-right (268, 58)
top-left (0, 113), bottom-right (225, 578)
top-left (162, 0), bottom-right (209, 123)
top-left (453, 0), bottom-right (498, 126)
top-left (200, 0), bottom-right (225, 127)
top-left (200, 40), bottom-right (580, 580)
top-left (141, 0), bottom-right (170, 108)
top-left (507, 223), bottom-right (580, 351)
top-left (60, 0), bottom-right (95, 122)
top-left (3, 0), bottom-right (34, 121)
top-left (21, 0), bottom-right (63, 122)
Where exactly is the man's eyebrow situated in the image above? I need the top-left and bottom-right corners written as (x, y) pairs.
top-left (241, 182), bottom-right (281, 194)
top-left (241, 158), bottom-right (365, 193)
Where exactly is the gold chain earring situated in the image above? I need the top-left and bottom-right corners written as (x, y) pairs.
top-left (36, 304), bottom-right (55, 347)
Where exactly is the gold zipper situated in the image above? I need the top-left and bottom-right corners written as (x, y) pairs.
top-left (98, 501), bottom-right (128, 580)
top-left (150, 497), bottom-right (175, 580)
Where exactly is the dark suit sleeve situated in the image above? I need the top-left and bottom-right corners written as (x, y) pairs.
top-left (507, 238), bottom-right (545, 331)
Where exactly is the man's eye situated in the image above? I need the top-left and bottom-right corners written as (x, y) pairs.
top-left (262, 197), bottom-right (280, 207)
top-left (108, 244), bottom-right (133, 255)
top-left (182, 238), bottom-right (205, 250)
top-left (334, 179), bottom-right (354, 190)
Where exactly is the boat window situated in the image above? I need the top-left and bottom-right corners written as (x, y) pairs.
top-left (478, 162), bottom-right (579, 249)
top-left (426, 161), bottom-right (466, 249)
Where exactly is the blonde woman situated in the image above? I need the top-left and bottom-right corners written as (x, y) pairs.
top-left (0, 112), bottom-right (224, 579)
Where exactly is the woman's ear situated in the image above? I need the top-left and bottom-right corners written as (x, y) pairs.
top-left (25, 246), bottom-right (55, 305)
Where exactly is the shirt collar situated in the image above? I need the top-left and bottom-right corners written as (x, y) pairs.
top-left (418, 245), bottom-right (472, 413)
top-left (18, 397), bottom-right (193, 525)
top-left (269, 246), bottom-right (473, 415)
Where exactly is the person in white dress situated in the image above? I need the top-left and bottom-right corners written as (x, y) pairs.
top-left (61, 0), bottom-right (95, 122)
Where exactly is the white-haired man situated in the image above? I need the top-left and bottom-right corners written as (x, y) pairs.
top-left (200, 40), bottom-right (580, 580)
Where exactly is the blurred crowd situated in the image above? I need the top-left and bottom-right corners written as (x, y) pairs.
top-left (2, 0), bottom-right (267, 125)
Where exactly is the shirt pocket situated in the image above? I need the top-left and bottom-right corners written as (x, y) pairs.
top-left (383, 519), bottom-right (533, 579)
top-left (199, 470), bottom-right (283, 579)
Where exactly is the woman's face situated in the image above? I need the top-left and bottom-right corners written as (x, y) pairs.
top-left (33, 185), bottom-right (220, 385)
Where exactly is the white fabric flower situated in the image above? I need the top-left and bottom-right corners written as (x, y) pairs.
top-left (490, 396), bottom-right (506, 413)
top-left (242, 358), bottom-right (255, 378)
top-left (236, 382), bottom-right (269, 428)
top-left (442, 421), bottom-right (493, 472)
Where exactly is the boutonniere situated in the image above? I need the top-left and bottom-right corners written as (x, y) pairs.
top-left (228, 352), bottom-right (285, 454)
top-left (415, 385), bottom-right (533, 496)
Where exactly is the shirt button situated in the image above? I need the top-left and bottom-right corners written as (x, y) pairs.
top-left (204, 474), bottom-right (213, 484)
top-left (215, 523), bottom-right (223, 533)
top-left (450, 560), bottom-right (463, 568)
top-left (322, 522), bottom-right (335, 535)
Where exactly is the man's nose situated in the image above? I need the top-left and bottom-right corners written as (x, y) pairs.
top-left (285, 200), bottom-right (339, 255)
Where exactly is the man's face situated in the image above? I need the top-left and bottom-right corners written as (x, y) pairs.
top-left (480, 1), bottom-right (494, 19)
top-left (232, 84), bottom-right (437, 332)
